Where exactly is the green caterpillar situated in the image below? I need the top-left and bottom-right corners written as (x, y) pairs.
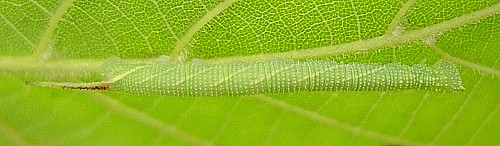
top-left (27, 58), bottom-right (464, 96)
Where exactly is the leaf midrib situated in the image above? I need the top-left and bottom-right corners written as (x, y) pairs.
top-left (1, 1), bottom-right (500, 146)
top-left (2, 2), bottom-right (499, 78)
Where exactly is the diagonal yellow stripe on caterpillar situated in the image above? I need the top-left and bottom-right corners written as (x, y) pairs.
top-left (25, 58), bottom-right (464, 96)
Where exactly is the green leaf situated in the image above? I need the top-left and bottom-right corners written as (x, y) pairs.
top-left (1, 0), bottom-right (500, 145)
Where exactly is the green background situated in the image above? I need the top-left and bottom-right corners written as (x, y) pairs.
top-left (1, 0), bottom-right (499, 145)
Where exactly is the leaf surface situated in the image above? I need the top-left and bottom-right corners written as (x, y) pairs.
top-left (1, 0), bottom-right (500, 145)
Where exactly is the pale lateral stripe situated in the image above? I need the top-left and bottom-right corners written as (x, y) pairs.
top-left (109, 65), bottom-right (148, 82)
top-left (250, 62), bottom-right (300, 86)
top-left (294, 61), bottom-right (314, 90)
top-left (340, 64), bottom-right (386, 82)
top-left (137, 65), bottom-right (180, 84)
top-left (174, 65), bottom-right (215, 86)
top-left (210, 64), bottom-right (253, 87)
top-left (296, 61), bottom-right (341, 85)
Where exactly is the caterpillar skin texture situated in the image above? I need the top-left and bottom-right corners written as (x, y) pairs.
top-left (103, 59), bottom-right (463, 96)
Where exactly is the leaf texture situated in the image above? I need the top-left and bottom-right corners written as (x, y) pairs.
top-left (1, 0), bottom-right (499, 145)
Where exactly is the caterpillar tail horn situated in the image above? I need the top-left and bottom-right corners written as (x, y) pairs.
top-left (25, 81), bottom-right (112, 90)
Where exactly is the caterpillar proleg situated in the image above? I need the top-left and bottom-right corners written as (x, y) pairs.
top-left (92, 58), bottom-right (463, 96)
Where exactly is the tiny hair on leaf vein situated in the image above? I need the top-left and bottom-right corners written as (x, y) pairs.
top-left (26, 57), bottom-right (465, 96)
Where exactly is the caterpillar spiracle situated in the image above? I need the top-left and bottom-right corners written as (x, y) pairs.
top-left (26, 58), bottom-right (464, 96)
